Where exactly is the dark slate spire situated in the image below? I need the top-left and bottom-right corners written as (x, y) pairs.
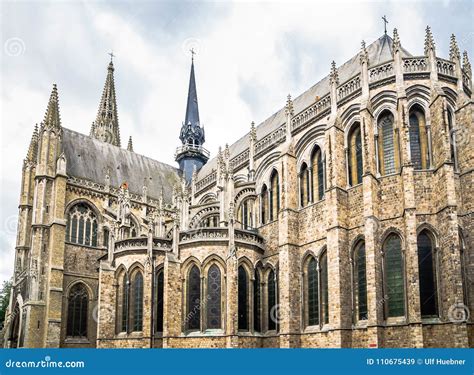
top-left (176, 54), bottom-right (209, 182)
top-left (91, 56), bottom-right (121, 147)
top-left (179, 56), bottom-right (205, 146)
top-left (184, 57), bottom-right (200, 128)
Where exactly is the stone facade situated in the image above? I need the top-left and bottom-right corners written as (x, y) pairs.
top-left (3, 28), bottom-right (473, 349)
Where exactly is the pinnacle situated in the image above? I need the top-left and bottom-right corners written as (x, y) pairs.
top-left (127, 136), bottom-right (134, 152)
top-left (43, 84), bottom-right (61, 131)
top-left (424, 25), bottom-right (435, 55)
top-left (449, 34), bottom-right (460, 61)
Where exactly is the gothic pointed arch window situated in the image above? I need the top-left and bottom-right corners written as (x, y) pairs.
top-left (299, 162), bottom-right (310, 207)
top-left (383, 234), bottom-right (405, 318)
top-left (348, 123), bottom-right (363, 186)
top-left (269, 170), bottom-right (280, 220)
top-left (320, 251), bottom-right (329, 325)
top-left (130, 270), bottom-right (143, 331)
top-left (66, 203), bottom-right (98, 247)
top-left (261, 184), bottom-right (269, 225)
top-left (447, 109), bottom-right (458, 169)
top-left (409, 104), bottom-right (429, 170)
top-left (117, 273), bottom-right (129, 333)
top-left (207, 265), bottom-right (222, 329)
top-left (66, 283), bottom-right (89, 338)
top-left (377, 111), bottom-right (398, 175)
top-left (155, 268), bottom-right (164, 333)
top-left (417, 230), bottom-right (438, 318)
top-left (267, 269), bottom-right (277, 331)
top-left (353, 241), bottom-right (368, 321)
top-left (187, 265), bottom-right (201, 331)
top-left (238, 265), bottom-right (249, 331)
top-left (130, 218), bottom-right (139, 237)
top-left (199, 214), bottom-right (219, 228)
top-left (311, 145), bottom-right (325, 201)
top-left (238, 198), bottom-right (255, 230)
top-left (305, 257), bottom-right (319, 326)
top-left (253, 268), bottom-right (262, 332)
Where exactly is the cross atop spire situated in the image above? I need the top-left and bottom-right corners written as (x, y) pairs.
top-left (108, 51), bottom-right (115, 63)
top-left (382, 15), bottom-right (388, 35)
top-left (190, 48), bottom-right (196, 62)
top-left (90, 57), bottom-right (121, 147)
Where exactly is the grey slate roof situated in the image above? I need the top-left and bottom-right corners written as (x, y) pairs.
top-left (62, 128), bottom-right (182, 202)
top-left (197, 34), bottom-right (412, 179)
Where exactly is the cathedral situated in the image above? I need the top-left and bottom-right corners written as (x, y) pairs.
top-left (2, 26), bottom-right (473, 348)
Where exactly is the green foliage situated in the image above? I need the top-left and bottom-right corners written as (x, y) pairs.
top-left (0, 278), bottom-right (13, 329)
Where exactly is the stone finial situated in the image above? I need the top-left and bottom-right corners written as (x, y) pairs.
top-left (285, 94), bottom-right (294, 116)
top-left (449, 34), bottom-right (461, 61)
top-left (424, 26), bottom-right (435, 55)
top-left (26, 124), bottom-right (39, 162)
top-left (224, 143), bottom-right (230, 160)
top-left (127, 136), bottom-right (134, 152)
top-left (43, 84), bottom-right (62, 131)
top-left (250, 121), bottom-right (257, 142)
top-left (360, 40), bottom-right (369, 64)
top-left (462, 51), bottom-right (471, 76)
top-left (329, 61), bottom-right (339, 86)
top-left (392, 28), bottom-right (401, 53)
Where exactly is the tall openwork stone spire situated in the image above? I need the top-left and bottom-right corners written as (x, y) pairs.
top-left (449, 34), bottom-right (460, 61)
top-left (463, 51), bottom-right (472, 76)
top-left (43, 84), bottom-right (62, 131)
top-left (91, 59), bottom-right (121, 146)
top-left (392, 28), bottom-right (401, 54)
top-left (329, 60), bottom-right (339, 86)
top-left (176, 54), bottom-right (209, 182)
top-left (424, 26), bottom-right (435, 56)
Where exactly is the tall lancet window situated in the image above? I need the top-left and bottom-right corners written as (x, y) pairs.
top-left (254, 268), bottom-right (262, 332)
top-left (311, 145), bottom-right (325, 201)
top-left (299, 163), bottom-right (310, 207)
top-left (353, 241), bottom-right (368, 321)
top-left (238, 266), bottom-right (249, 331)
top-left (261, 184), bottom-right (269, 225)
top-left (66, 283), bottom-right (89, 338)
top-left (130, 270), bottom-right (143, 332)
top-left (417, 230), bottom-right (438, 318)
top-left (409, 105), bottom-right (429, 170)
top-left (269, 170), bottom-right (280, 220)
top-left (383, 234), bottom-right (405, 318)
top-left (187, 265), bottom-right (201, 331)
top-left (207, 265), bottom-right (222, 329)
top-left (348, 123), bottom-right (363, 186)
top-left (447, 109), bottom-right (457, 168)
top-left (305, 257), bottom-right (319, 326)
top-left (155, 269), bottom-right (164, 333)
top-left (377, 111), bottom-right (397, 175)
top-left (267, 269), bottom-right (277, 331)
top-left (238, 198), bottom-right (255, 230)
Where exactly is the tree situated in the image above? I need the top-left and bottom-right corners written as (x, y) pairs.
top-left (0, 278), bottom-right (12, 329)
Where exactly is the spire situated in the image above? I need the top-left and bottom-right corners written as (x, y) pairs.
top-left (91, 58), bottom-right (121, 147)
top-left (26, 124), bottom-right (39, 163)
top-left (463, 51), bottom-right (471, 76)
top-left (176, 54), bottom-right (208, 182)
top-left (184, 56), bottom-right (200, 128)
top-left (424, 26), bottom-right (435, 55)
top-left (43, 84), bottom-right (61, 131)
top-left (329, 61), bottom-right (339, 85)
top-left (392, 28), bottom-right (401, 54)
top-left (449, 34), bottom-right (460, 61)
top-left (127, 136), bottom-right (134, 152)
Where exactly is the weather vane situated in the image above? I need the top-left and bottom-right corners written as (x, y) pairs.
top-left (382, 15), bottom-right (388, 35)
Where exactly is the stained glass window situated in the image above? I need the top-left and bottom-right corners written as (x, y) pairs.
top-left (354, 242), bottom-right (367, 320)
top-left (300, 163), bottom-right (309, 207)
top-left (261, 185), bottom-right (268, 224)
top-left (307, 257), bottom-right (319, 326)
top-left (348, 124), bottom-right (363, 186)
top-left (155, 269), bottom-right (164, 332)
top-left (417, 231), bottom-right (438, 317)
top-left (320, 252), bottom-right (329, 324)
top-left (379, 112), bottom-right (396, 175)
top-left (132, 272), bottom-right (143, 331)
top-left (187, 265), bottom-right (201, 330)
top-left (409, 105), bottom-right (429, 170)
top-left (121, 274), bottom-right (129, 332)
top-left (384, 234), bottom-right (405, 318)
top-left (66, 283), bottom-right (88, 337)
top-left (267, 270), bottom-right (276, 331)
top-left (238, 266), bottom-right (249, 330)
top-left (67, 203), bottom-right (98, 247)
top-left (254, 270), bottom-right (261, 332)
top-left (207, 265), bottom-right (221, 329)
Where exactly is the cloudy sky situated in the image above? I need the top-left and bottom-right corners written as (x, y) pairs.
top-left (0, 0), bottom-right (472, 284)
